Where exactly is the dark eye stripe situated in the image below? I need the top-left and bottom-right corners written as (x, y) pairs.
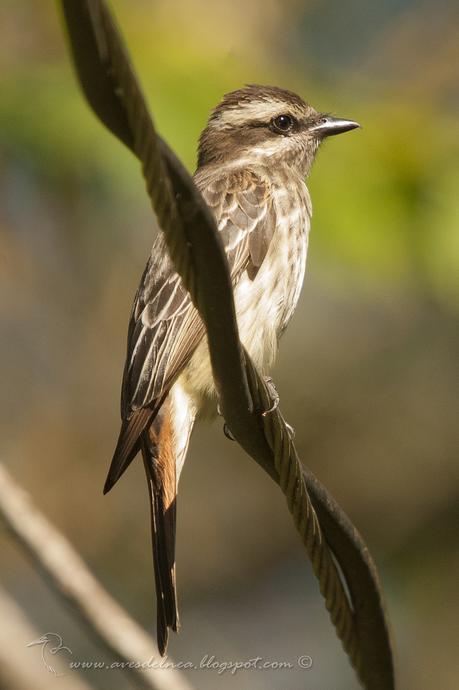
top-left (245, 115), bottom-right (299, 134)
top-left (246, 119), bottom-right (271, 129)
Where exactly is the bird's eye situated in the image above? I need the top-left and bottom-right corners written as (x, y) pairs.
top-left (272, 114), bottom-right (295, 133)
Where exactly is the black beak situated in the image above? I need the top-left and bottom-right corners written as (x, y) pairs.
top-left (309, 115), bottom-right (360, 138)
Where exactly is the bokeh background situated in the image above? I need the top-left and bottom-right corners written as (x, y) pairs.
top-left (1, 1), bottom-right (458, 688)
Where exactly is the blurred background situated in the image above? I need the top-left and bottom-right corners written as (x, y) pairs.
top-left (1, 1), bottom-right (458, 688)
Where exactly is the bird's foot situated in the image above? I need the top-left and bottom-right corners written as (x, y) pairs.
top-left (262, 376), bottom-right (280, 416)
top-left (223, 423), bottom-right (236, 441)
top-left (284, 421), bottom-right (295, 439)
top-left (217, 401), bottom-right (236, 440)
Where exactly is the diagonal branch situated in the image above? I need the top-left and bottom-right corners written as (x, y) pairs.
top-left (0, 586), bottom-right (95, 690)
top-left (59, 2), bottom-right (396, 688)
top-left (0, 465), bottom-right (195, 690)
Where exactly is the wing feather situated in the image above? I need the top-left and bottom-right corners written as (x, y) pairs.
top-left (121, 168), bottom-right (276, 419)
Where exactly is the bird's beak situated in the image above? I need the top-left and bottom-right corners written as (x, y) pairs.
top-left (309, 115), bottom-right (360, 138)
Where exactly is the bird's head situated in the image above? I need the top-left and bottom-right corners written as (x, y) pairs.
top-left (27, 633), bottom-right (54, 647)
top-left (27, 632), bottom-right (66, 650)
top-left (198, 84), bottom-right (359, 176)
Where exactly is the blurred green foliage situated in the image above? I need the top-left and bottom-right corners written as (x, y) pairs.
top-left (1, 2), bottom-right (457, 304)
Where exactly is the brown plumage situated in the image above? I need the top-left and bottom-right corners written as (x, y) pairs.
top-left (104, 84), bottom-right (359, 654)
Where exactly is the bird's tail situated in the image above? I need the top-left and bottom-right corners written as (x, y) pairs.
top-left (141, 404), bottom-right (179, 656)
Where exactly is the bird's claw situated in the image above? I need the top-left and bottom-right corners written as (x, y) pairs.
top-left (223, 423), bottom-right (236, 441)
top-left (285, 422), bottom-right (295, 439)
top-left (217, 401), bottom-right (236, 440)
top-left (262, 376), bottom-right (280, 416)
top-left (219, 377), bottom-right (284, 436)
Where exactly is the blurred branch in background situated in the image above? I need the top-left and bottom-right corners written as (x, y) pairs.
top-left (0, 464), bottom-right (195, 690)
top-left (0, 586), bottom-right (94, 690)
top-left (59, 2), bottom-right (395, 689)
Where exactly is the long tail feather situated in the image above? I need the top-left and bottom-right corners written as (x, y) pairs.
top-left (141, 406), bottom-right (179, 656)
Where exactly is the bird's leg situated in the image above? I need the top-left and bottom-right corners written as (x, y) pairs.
top-left (218, 381), bottom-right (293, 440)
top-left (223, 424), bottom-right (236, 441)
top-left (216, 401), bottom-right (236, 441)
top-left (262, 376), bottom-right (280, 416)
top-left (284, 421), bottom-right (295, 439)
top-left (260, 378), bottom-right (295, 438)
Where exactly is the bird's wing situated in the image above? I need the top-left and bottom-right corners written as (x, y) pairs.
top-left (124, 168), bottom-right (275, 416)
top-left (121, 253), bottom-right (203, 416)
top-left (104, 168), bottom-right (276, 491)
top-left (200, 167), bottom-right (275, 281)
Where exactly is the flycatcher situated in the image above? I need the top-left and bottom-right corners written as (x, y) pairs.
top-left (104, 85), bottom-right (359, 654)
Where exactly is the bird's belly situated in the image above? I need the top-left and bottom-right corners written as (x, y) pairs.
top-left (235, 219), bottom-right (308, 369)
top-left (181, 220), bottom-right (308, 412)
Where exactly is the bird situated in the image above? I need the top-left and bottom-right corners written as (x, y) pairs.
top-left (27, 632), bottom-right (72, 675)
top-left (104, 84), bottom-right (359, 655)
